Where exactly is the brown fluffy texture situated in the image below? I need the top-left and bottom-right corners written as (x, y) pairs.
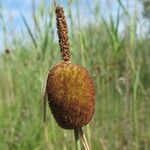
top-left (56, 6), bottom-right (70, 62)
top-left (46, 61), bottom-right (94, 129)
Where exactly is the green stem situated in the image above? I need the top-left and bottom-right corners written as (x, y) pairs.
top-left (74, 128), bottom-right (81, 150)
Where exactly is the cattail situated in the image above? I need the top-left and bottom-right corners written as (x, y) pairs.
top-left (45, 6), bottom-right (95, 130)
top-left (46, 61), bottom-right (94, 129)
top-left (5, 48), bottom-right (10, 54)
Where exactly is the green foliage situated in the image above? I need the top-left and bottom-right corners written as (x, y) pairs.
top-left (142, 0), bottom-right (150, 19)
top-left (0, 1), bottom-right (150, 150)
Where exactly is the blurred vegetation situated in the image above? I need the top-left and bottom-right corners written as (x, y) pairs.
top-left (142, 0), bottom-right (150, 19)
top-left (0, 0), bottom-right (150, 150)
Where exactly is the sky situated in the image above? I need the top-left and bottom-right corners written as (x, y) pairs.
top-left (0, 0), bottom-right (146, 51)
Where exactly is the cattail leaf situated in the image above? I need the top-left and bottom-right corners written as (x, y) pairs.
top-left (20, 13), bottom-right (38, 48)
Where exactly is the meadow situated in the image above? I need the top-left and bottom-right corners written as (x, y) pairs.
top-left (0, 0), bottom-right (150, 149)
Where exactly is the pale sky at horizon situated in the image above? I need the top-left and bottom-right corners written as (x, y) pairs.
top-left (0, 0), bottom-right (147, 51)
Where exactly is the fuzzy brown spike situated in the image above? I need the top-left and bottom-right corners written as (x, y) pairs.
top-left (56, 6), bottom-right (71, 62)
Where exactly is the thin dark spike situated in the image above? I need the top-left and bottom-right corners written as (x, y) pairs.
top-left (55, 6), bottom-right (71, 62)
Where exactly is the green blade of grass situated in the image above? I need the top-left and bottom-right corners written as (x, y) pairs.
top-left (20, 13), bottom-right (38, 48)
top-left (117, 0), bottom-right (129, 16)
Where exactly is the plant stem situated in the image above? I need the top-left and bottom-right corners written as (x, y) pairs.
top-left (74, 128), bottom-right (81, 150)
top-left (79, 128), bottom-right (90, 150)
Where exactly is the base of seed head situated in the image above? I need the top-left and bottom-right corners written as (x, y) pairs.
top-left (46, 61), bottom-right (95, 129)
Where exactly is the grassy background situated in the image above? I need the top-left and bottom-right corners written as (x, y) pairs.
top-left (0, 0), bottom-right (150, 149)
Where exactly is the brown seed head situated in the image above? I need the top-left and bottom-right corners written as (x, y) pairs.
top-left (5, 48), bottom-right (10, 54)
top-left (46, 61), bottom-right (94, 129)
top-left (56, 6), bottom-right (70, 62)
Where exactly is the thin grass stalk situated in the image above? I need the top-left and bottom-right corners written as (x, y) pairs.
top-left (21, 13), bottom-right (37, 48)
top-left (76, 0), bottom-right (81, 29)
top-left (79, 128), bottom-right (90, 150)
top-left (44, 122), bottom-right (51, 150)
top-left (31, 0), bottom-right (42, 40)
top-left (132, 2), bottom-right (139, 148)
top-left (67, 0), bottom-right (74, 37)
top-left (86, 125), bottom-right (91, 149)
top-left (117, 0), bottom-right (129, 16)
top-left (74, 129), bottom-right (81, 150)
top-left (133, 67), bottom-right (140, 150)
